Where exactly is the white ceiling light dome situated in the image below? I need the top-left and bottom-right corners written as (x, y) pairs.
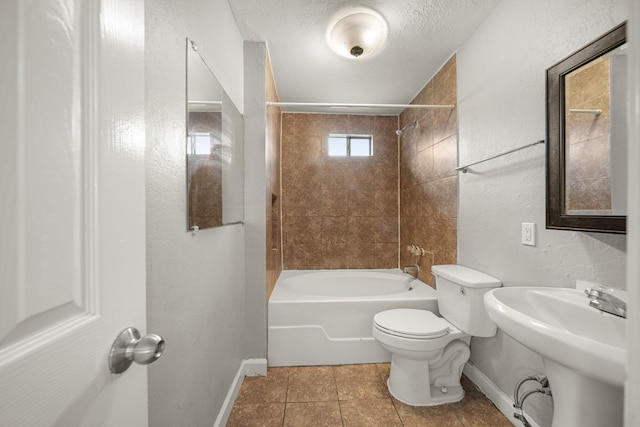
top-left (326, 7), bottom-right (389, 59)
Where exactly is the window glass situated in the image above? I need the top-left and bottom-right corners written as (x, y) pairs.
top-left (350, 138), bottom-right (371, 156)
top-left (328, 136), bottom-right (348, 156)
top-left (187, 132), bottom-right (212, 155)
top-left (328, 135), bottom-right (372, 157)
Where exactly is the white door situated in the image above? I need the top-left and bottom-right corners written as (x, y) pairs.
top-left (0, 0), bottom-right (149, 425)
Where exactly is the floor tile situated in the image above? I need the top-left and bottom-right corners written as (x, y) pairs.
top-left (374, 363), bottom-right (390, 382)
top-left (334, 364), bottom-right (389, 400)
top-left (227, 364), bottom-right (510, 426)
top-left (460, 374), bottom-right (483, 398)
top-left (226, 403), bottom-right (284, 427)
top-left (453, 393), bottom-right (512, 427)
top-left (393, 398), bottom-right (464, 427)
top-left (284, 401), bottom-right (342, 427)
top-left (340, 398), bottom-right (402, 427)
top-left (287, 366), bottom-right (338, 402)
top-left (235, 367), bottom-right (289, 404)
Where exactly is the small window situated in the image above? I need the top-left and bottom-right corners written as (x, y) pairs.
top-left (328, 135), bottom-right (372, 157)
top-left (328, 136), bottom-right (348, 156)
top-left (187, 132), bottom-right (212, 155)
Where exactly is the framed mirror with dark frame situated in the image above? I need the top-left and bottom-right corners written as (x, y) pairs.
top-left (546, 22), bottom-right (627, 234)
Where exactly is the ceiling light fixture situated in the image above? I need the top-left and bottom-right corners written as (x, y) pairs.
top-left (326, 7), bottom-right (388, 59)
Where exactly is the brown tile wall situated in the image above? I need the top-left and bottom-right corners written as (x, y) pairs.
top-left (281, 113), bottom-right (399, 269)
top-left (187, 112), bottom-right (222, 229)
top-left (266, 53), bottom-right (282, 299)
top-left (399, 56), bottom-right (458, 286)
top-left (565, 57), bottom-right (612, 213)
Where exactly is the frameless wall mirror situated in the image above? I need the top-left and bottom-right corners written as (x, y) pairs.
top-left (186, 39), bottom-right (244, 231)
top-left (546, 22), bottom-right (627, 234)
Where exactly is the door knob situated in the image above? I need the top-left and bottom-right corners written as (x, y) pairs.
top-left (109, 327), bottom-right (165, 374)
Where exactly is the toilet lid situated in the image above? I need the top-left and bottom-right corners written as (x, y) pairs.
top-left (373, 309), bottom-right (450, 339)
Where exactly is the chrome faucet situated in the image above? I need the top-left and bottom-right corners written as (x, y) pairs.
top-left (584, 288), bottom-right (627, 318)
top-left (403, 244), bottom-right (424, 278)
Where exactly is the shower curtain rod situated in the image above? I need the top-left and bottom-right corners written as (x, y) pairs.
top-left (266, 102), bottom-right (454, 109)
top-left (455, 139), bottom-right (545, 173)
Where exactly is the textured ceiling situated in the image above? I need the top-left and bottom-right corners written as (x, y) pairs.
top-left (228, 0), bottom-right (501, 114)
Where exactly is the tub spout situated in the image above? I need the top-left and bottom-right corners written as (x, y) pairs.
top-left (403, 265), bottom-right (419, 278)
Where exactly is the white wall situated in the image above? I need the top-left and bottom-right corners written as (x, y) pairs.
top-left (457, 0), bottom-right (628, 425)
top-left (145, 0), bottom-right (247, 425)
top-left (243, 42), bottom-right (268, 359)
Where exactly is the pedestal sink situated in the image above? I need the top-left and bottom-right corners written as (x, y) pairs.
top-left (484, 287), bottom-right (625, 427)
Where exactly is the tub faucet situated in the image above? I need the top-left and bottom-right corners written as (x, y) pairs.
top-left (403, 265), bottom-right (419, 278)
top-left (584, 288), bottom-right (627, 318)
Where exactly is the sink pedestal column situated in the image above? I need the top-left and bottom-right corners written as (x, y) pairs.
top-left (543, 359), bottom-right (623, 427)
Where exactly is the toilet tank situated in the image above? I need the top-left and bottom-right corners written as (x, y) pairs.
top-left (432, 265), bottom-right (502, 337)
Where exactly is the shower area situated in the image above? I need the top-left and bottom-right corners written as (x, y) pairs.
top-left (275, 56), bottom-right (459, 288)
top-left (280, 113), bottom-right (400, 270)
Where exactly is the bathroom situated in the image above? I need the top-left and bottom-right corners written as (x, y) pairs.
top-left (155, 1), bottom-right (637, 424)
top-left (1, 0), bottom-right (639, 426)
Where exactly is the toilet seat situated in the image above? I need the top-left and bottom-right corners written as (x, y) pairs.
top-left (373, 309), bottom-right (450, 339)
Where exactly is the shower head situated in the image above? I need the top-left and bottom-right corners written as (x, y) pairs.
top-left (396, 121), bottom-right (418, 137)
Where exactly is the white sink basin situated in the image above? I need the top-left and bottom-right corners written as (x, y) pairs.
top-left (484, 287), bottom-right (626, 427)
top-left (484, 287), bottom-right (625, 385)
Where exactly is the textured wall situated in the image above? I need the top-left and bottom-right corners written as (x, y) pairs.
top-left (243, 42), bottom-right (268, 358)
top-left (457, 1), bottom-right (628, 425)
top-left (399, 56), bottom-right (458, 286)
top-left (280, 113), bottom-right (399, 269)
top-left (145, 1), bottom-right (247, 426)
top-left (266, 53), bottom-right (282, 300)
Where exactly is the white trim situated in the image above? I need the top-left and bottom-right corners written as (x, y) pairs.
top-left (243, 358), bottom-right (268, 377)
top-left (212, 358), bottom-right (268, 427)
top-left (463, 363), bottom-right (541, 427)
top-left (626, 2), bottom-right (640, 425)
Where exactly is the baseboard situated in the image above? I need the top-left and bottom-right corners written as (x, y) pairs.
top-left (213, 358), bottom-right (267, 427)
top-left (243, 358), bottom-right (268, 376)
top-left (463, 362), bottom-right (541, 427)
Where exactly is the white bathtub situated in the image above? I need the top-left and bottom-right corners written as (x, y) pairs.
top-left (268, 269), bottom-right (439, 367)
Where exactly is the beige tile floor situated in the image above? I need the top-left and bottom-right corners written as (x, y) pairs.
top-left (227, 363), bottom-right (512, 426)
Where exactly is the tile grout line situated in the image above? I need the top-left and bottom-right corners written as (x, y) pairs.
top-left (282, 367), bottom-right (290, 427)
top-left (380, 364), bottom-right (406, 427)
top-left (332, 365), bottom-right (346, 426)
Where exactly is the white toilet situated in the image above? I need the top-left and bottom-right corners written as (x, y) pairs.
top-left (372, 264), bottom-right (501, 406)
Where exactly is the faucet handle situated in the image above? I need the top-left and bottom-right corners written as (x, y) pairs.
top-left (407, 244), bottom-right (426, 256)
top-left (584, 288), bottom-right (602, 298)
top-left (584, 287), bottom-right (627, 318)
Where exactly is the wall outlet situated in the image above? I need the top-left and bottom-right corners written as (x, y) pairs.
top-left (521, 223), bottom-right (536, 246)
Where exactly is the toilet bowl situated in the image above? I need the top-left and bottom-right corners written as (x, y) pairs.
top-left (372, 265), bottom-right (501, 406)
top-left (372, 308), bottom-right (470, 405)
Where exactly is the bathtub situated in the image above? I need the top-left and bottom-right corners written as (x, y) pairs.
top-left (268, 269), bottom-right (439, 367)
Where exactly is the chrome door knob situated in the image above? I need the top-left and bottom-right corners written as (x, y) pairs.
top-left (109, 327), bottom-right (165, 374)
